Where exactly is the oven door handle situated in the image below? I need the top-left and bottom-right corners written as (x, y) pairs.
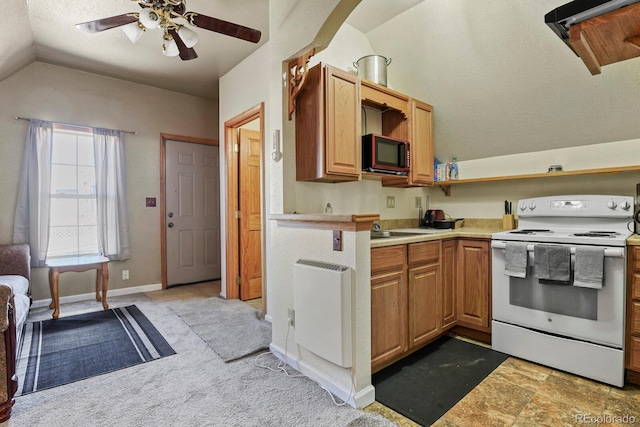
top-left (491, 241), bottom-right (625, 258)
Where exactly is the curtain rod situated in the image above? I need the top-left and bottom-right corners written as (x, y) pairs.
top-left (14, 116), bottom-right (137, 135)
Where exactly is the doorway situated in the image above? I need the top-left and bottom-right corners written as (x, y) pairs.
top-left (160, 134), bottom-right (220, 288)
top-left (224, 104), bottom-right (265, 313)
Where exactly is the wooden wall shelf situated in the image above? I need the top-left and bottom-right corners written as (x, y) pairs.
top-left (433, 164), bottom-right (640, 196)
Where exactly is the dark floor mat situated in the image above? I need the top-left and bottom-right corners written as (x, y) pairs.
top-left (372, 336), bottom-right (508, 426)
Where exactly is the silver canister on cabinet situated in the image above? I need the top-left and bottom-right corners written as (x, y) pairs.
top-left (353, 55), bottom-right (392, 87)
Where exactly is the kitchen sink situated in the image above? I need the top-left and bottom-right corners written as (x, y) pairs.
top-left (370, 228), bottom-right (453, 239)
top-left (370, 231), bottom-right (434, 239)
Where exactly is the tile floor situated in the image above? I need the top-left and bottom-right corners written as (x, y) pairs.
top-left (146, 282), bottom-right (640, 427)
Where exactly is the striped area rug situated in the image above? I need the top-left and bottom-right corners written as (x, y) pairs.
top-left (16, 305), bottom-right (175, 395)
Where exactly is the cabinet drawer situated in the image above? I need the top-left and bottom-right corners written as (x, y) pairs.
top-left (408, 241), bottom-right (440, 266)
top-left (371, 245), bottom-right (406, 274)
top-left (634, 246), bottom-right (640, 270)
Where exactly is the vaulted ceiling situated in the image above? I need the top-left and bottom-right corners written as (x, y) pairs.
top-left (2, 0), bottom-right (424, 100)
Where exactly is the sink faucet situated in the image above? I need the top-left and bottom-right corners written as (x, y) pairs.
top-left (372, 222), bottom-right (381, 232)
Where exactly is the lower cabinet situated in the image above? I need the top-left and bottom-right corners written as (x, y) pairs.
top-left (626, 246), bottom-right (640, 375)
top-left (456, 239), bottom-right (491, 331)
top-left (371, 245), bottom-right (407, 370)
top-left (408, 242), bottom-right (441, 349)
top-left (371, 237), bottom-right (491, 371)
top-left (441, 240), bottom-right (457, 330)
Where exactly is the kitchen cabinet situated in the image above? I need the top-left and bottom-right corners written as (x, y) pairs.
top-left (408, 99), bottom-right (434, 185)
top-left (371, 237), bottom-right (491, 371)
top-left (360, 80), bottom-right (409, 140)
top-left (456, 239), bottom-right (491, 332)
top-left (371, 245), bottom-right (408, 371)
top-left (295, 62), bottom-right (434, 185)
top-left (441, 239), bottom-right (457, 330)
top-left (295, 63), bottom-right (361, 182)
top-left (626, 246), bottom-right (640, 376)
top-left (407, 241), bottom-right (441, 349)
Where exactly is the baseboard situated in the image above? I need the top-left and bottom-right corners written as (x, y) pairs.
top-left (264, 314), bottom-right (273, 323)
top-left (269, 343), bottom-right (375, 409)
top-left (31, 283), bottom-right (163, 308)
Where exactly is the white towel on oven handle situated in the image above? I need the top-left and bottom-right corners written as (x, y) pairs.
top-left (574, 246), bottom-right (605, 289)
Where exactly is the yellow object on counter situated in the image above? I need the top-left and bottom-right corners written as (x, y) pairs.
top-left (502, 214), bottom-right (515, 230)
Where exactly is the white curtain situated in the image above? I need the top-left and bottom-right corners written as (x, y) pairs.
top-left (13, 120), bottom-right (54, 267)
top-left (93, 128), bottom-right (130, 261)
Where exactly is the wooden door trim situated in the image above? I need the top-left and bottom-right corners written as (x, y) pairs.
top-left (224, 104), bottom-right (265, 309)
top-left (160, 133), bottom-right (219, 289)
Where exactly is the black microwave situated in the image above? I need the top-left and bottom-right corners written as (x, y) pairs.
top-left (362, 133), bottom-right (410, 174)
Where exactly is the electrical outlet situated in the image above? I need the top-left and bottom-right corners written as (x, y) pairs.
top-left (122, 270), bottom-right (129, 280)
top-left (386, 196), bottom-right (395, 208)
top-left (415, 196), bottom-right (422, 208)
top-left (287, 308), bottom-right (295, 326)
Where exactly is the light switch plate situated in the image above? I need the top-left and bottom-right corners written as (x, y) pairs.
top-left (387, 196), bottom-right (395, 208)
top-left (415, 196), bottom-right (422, 208)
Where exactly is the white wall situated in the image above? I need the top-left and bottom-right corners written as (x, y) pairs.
top-left (365, 0), bottom-right (640, 163)
top-left (296, 23), bottom-right (430, 220)
top-left (220, 0), bottom-right (377, 408)
top-left (0, 62), bottom-right (217, 300)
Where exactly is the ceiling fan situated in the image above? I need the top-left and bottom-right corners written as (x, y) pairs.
top-left (76, 0), bottom-right (262, 60)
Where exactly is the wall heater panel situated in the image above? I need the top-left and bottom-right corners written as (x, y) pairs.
top-left (294, 259), bottom-right (352, 368)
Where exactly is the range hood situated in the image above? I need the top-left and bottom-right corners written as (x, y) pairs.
top-left (545, 0), bottom-right (640, 53)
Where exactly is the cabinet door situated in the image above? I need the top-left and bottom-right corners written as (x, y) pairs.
top-left (456, 239), bottom-right (490, 330)
top-left (408, 263), bottom-right (440, 349)
top-left (325, 66), bottom-right (361, 177)
top-left (409, 99), bottom-right (434, 185)
top-left (371, 269), bottom-right (408, 370)
top-left (441, 240), bottom-right (457, 330)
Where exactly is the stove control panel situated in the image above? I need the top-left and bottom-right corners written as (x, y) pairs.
top-left (517, 195), bottom-right (634, 218)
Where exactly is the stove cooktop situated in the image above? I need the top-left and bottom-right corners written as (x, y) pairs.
top-left (495, 228), bottom-right (630, 246)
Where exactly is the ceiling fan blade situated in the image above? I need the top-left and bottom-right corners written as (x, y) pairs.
top-left (168, 29), bottom-right (198, 61)
top-left (184, 12), bottom-right (261, 43)
top-left (76, 14), bottom-right (139, 33)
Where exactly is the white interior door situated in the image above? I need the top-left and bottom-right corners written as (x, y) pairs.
top-left (165, 140), bottom-right (220, 286)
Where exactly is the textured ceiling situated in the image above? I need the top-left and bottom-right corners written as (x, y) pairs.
top-left (4, 0), bottom-right (269, 99)
top-left (1, 0), bottom-right (426, 100)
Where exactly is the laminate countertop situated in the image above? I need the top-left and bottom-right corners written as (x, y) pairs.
top-left (627, 234), bottom-right (640, 246)
top-left (370, 227), bottom-right (503, 248)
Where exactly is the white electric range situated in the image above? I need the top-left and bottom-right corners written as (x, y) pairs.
top-left (491, 195), bottom-right (634, 387)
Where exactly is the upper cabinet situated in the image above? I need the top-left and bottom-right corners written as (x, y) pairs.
top-left (294, 62), bottom-right (434, 186)
top-left (409, 99), bottom-right (434, 185)
top-left (295, 63), bottom-right (361, 182)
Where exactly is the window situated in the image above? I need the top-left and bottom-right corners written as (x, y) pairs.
top-left (47, 125), bottom-right (99, 258)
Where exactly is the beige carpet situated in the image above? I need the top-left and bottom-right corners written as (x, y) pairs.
top-left (11, 294), bottom-right (394, 427)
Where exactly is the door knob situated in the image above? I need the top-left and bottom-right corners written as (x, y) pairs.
top-left (168, 212), bottom-right (174, 218)
top-left (168, 222), bottom-right (174, 228)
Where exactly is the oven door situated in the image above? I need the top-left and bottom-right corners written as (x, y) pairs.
top-left (491, 240), bottom-right (625, 348)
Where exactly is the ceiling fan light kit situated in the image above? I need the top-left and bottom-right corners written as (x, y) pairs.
top-left (75, 0), bottom-right (261, 61)
top-left (139, 9), bottom-right (161, 30)
top-left (162, 36), bottom-right (180, 57)
top-left (121, 21), bottom-right (145, 43)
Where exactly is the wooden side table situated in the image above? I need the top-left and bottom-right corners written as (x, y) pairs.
top-left (45, 256), bottom-right (110, 319)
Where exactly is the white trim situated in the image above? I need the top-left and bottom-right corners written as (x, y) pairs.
top-left (31, 283), bottom-right (163, 308)
top-left (269, 343), bottom-right (375, 409)
top-left (264, 314), bottom-right (273, 324)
